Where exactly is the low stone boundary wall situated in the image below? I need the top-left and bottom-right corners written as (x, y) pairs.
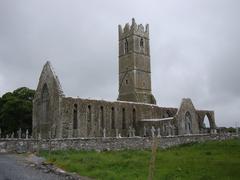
top-left (0, 134), bottom-right (238, 153)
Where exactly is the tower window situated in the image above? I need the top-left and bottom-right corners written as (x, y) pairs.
top-left (124, 39), bottom-right (128, 53)
top-left (140, 38), bottom-right (144, 48)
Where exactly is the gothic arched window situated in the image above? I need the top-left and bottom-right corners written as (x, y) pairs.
top-left (100, 106), bottom-right (104, 129)
top-left (185, 112), bottom-right (192, 134)
top-left (73, 104), bottom-right (78, 129)
top-left (122, 108), bottom-right (126, 129)
top-left (41, 84), bottom-right (49, 124)
top-left (111, 107), bottom-right (115, 129)
top-left (87, 105), bottom-right (92, 135)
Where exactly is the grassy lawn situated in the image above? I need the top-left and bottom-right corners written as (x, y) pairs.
top-left (40, 139), bottom-right (240, 180)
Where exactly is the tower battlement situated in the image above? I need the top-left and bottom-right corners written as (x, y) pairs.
top-left (118, 18), bottom-right (149, 39)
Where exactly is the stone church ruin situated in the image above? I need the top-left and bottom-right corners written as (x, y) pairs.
top-left (32, 19), bottom-right (217, 139)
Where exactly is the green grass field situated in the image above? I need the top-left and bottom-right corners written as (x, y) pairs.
top-left (40, 139), bottom-right (240, 180)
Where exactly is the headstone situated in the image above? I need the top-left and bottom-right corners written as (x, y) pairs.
top-left (132, 128), bottom-right (136, 137)
top-left (157, 128), bottom-right (161, 137)
top-left (168, 126), bottom-right (171, 136)
top-left (143, 126), bottom-right (147, 137)
top-left (26, 129), bottom-right (29, 140)
top-left (48, 131), bottom-right (52, 139)
top-left (116, 129), bottom-right (119, 138)
top-left (118, 133), bottom-right (122, 138)
top-left (128, 127), bottom-right (132, 137)
top-left (38, 133), bottom-right (41, 140)
top-left (6, 134), bottom-right (9, 139)
top-left (103, 128), bottom-right (106, 138)
top-left (11, 132), bottom-right (14, 139)
top-left (151, 126), bottom-right (155, 137)
top-left (18, 128), bottom-right (22, 139)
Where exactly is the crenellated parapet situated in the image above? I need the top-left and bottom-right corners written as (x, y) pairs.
top-left (118, 18), bottom-right (149, 40)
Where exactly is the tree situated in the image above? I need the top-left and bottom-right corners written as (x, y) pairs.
top-left (0, 87), bottom-right (35, 137)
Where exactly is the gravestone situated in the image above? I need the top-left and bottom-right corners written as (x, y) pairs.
top-left (11, 132), bottom-right (14, 139)
top-left (128, 127), bottom-right (132, 137)
top-left (132, 128), bottom-right (136, 137)
top-left (26, 129), bottom-right (29, 140)
top-left (143, 126), bottom-right (147, 137)
top-left (18, 128), bottom-right (22, 139)
top-left (157, 128), bottom-right (161, 137)
top-left (151, 126), bottom-right (155, 137)
top-left (38, 133), bottom-right (41, 140)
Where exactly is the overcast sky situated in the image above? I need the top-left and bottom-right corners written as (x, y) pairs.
top-left (0, 0), bottom-right (239, 127)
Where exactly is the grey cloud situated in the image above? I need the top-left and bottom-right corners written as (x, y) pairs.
top-left (0, 0), bottom-right (239, 127)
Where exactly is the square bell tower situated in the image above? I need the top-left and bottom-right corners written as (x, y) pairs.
top-left (117, 18), bottom-right (156, 104)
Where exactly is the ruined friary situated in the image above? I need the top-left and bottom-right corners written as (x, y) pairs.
top-left (32, 19), bottom-right (217, 139)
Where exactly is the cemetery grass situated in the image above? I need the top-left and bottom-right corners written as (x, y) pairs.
top-left (40, 139), bottom-right (240, 180)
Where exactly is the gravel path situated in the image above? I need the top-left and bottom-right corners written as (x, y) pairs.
top-left (0, 153), bottom-right (65, 180)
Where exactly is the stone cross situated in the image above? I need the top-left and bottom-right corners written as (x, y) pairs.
top-left (26, 129), bottom-right (29, 140)
top-left (116, 129), bottom-right (119, 138)
top-left (157, 128), bottom-right (161, 137)
top-left (18, 128), bottom-right (22, 139)
top-left (151, 126), bottom-right (155, 137)
top-left (132, 128), bottom-right (135, 137)
top-left (103, 128), bottom-right (106, 138)
top-left (11, 132), bottom-right (14, 139)
top-left (143, 126), bottom-right (147, 137)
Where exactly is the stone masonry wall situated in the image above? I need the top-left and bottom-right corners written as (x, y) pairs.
top-left (0, 134), bottom-right (237, 153)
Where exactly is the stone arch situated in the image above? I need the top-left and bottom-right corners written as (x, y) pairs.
top-left (185, 111), bottom-right (192, 134)
top-left (198, 111), bottom-right (216, 133)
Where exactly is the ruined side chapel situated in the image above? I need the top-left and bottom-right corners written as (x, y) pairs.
top-left (32, 19), bottom-right (217, 139)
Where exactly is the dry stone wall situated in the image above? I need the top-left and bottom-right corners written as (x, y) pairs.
top-left (0, 134), bottom-right (237, 153)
